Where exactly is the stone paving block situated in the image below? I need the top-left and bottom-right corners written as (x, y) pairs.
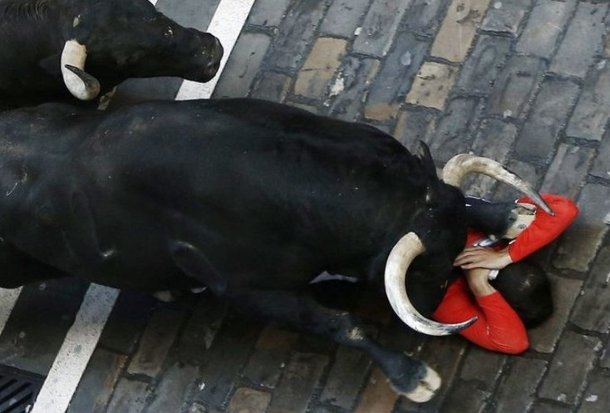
top-left (465, 118), bottom-right (517, 197)
top-left (541, 144), bottom-right (594, 199)
top-left (250, 71), bottom-right (292, 102)
top-left (144, 363), bottom-right (199, 413)
top-left (441, 379), bottom-right (489, 413)
top-left (320, 0), bottom-right (372, 38)
top-left (193, 314), bottom-right (262, 409)
top-left (566, 62), bottom-right (610, 141)
top-left (539, 331), bottom-right (601, 403)
top-left (460, 347), bottom-right (507, 391)
top-left (430, 0), bottom-right (491, 62)
top-left (488, 55), bottom-right (546, 119)
top-left (269, 0), bottom-right (328, 71)
top-left (403, 0), bottom-right (449, 36)
top-left (455, 34), bottom-right (512, 95)
top-left (227, 387), bottom-right (272, 413)
top-left (493, 159), bottom-right (540, 202)
top-left (320, 346), bottom-right (372, 410)
top-left (267, 352), bottom-right (328, 413)
top-left (424, 97), bottom-right (479, 163)
top-left (554, 184), bottom-right (610, 272)
top-left (294, 37), bottom-right (348, 99)
top-left (214, 32), bottom-right (272, 98)
top-left (570, 244), bottom-right (610, 333)
top-left (352, 0), bottom-right (412, 58)
top-left (67, 349), bottom-right (127, 413)
top-left (550, 1), bottom-right (608, 79)
top-left (602, 340), bottom-right (610, 369)
top-left (531, 401), bottom-right (572, 413)
top-left (0, 278), bottom-right (89, 375)
top-left (515, 0), bottom-right (576, 59)
top-left (106, 378), bottom-right (150, 413)
top-left (579, 370), bottom-right (610, 413)
top-left (528, 274), bottom-right (583, 353)
top-left (514, 78), bottom-right (580, 162)
top-left (353, 367), bottom-right (398, 413)
top-left (589, 129), bottom-right (610, 180)
top-left (405, 62), bottom-right (458, 110)
top-left (393, 108), bottom-right (437, 153)
top-left (247, 0), bottom-right (292, 27)
top-left (493, 357), bottom-right (547, 413)
top-left (156, 0), bottom-right (220, 31)
top-left (481, 0), bottom-right (532, 35)
top-left (242, 326), bottom-right (298, 388)
top-left (364, 31), bottom-right (429, 121)
top-left (327, 57), bottom-right (380, 121)
top-left (127, 308), bottom-right (185, 378)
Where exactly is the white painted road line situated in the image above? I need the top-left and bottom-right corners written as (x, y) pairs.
top-left (0, 287), bottom-right (22, 335)
top-left (30, 284), bottom-right (120, 413)
top-left (175, 0), bottom-right (256, 100)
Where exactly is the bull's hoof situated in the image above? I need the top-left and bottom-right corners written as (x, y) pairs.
top-left (389, 363), bottom-right (441, 403)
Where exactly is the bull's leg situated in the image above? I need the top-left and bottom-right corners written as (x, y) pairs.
top-left (228, 289), bottom-right (440, 403)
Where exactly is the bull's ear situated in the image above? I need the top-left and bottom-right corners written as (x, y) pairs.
top-left (417, 141), bottom-right (441, 206)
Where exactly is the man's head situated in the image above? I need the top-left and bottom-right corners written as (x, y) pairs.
top-left (491, 260), bottom-right (553, 328)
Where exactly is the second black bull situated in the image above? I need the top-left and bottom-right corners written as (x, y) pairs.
top-left (0, 98), bottom-right (551, 402)
top-left (0, 0), bottom-right (223, 106)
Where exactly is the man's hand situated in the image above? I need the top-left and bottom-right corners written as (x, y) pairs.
top-left (464, 267), bottom-right (497, 297)
top-left (454, 247), bottom-right (513, 270)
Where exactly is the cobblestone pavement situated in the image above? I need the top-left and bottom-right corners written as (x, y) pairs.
top-left (1, 0), bottom-right (609, 412)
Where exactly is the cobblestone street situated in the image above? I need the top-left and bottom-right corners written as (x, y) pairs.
top-left (1, 0), bottom-right (609, 412)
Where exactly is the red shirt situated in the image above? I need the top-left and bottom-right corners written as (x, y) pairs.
top-left (433, 194), bottom-right (578, 354)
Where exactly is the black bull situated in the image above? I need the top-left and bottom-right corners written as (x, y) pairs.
top-left (0, 99), bottom-right (550, 402)
top-left (0, 0), bottom-right (223, 106)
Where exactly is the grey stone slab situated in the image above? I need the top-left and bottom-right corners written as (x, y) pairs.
top-left (268, 0), bottom-right (328, 71)
top-left (590, 130), bottom-right (610, 180)
top-left (528, 274), bottom-right (582, 353)
top-left (213, 32), bottom-right (272, 98)
top-left (156, 0), bottom-right (220, 31)
top-left (550, 1), bottom-right (608, 79)
top-left (481, 0), bottom-right (533, 35)
top-left (127, 308), bottom-right (186, 378)
top-left (250, 71), bottom-right (292, 102)
top-left (403, 0), bottom-right (448, 36)
top-left (352, 0), bottom-right (413, 57)
top-left (425, 97), bottom-right (479, 163)
top-left (515, 78), bottom-right (580, 162)
top-left (107, 378), bottom-right (150, 413)
top-left (455, 34), bottom-right (512, 95)
top-left (554, 184), bottom-right (610, 272)
top-left (488, 55), bottom-right (546, 119)
top-left (441, 380), bottom-right (490, 413)
top-left (247, 0), bottom-right (293, 27)
top-left (493, 159), bottom-right (541, 202)
top-left (541, 144), bottom-right (595, 199)
top-left (494, 357), bottom-right (547, 413)
top-left (319, 346), bottom-right (372, 410)
top-left (460, 347), bottom-right (507, 391)
top-left (566, 61), bottom-right (610, 141)
top-left (67, 349), bottom-right (127, 413)
top-left (579, 370), bottom-right (610, 413)
top-left (266, 352), bottom-right (328, 413)
top-left (570, 244), bottom-right (610, 333)
top-left (327, 57), bottom-right (380, 121)
top-left (0, 278), bottom-right (89, 375)
top-left (539, 331), bottom-right (601, 403)
top-left (602, 340), bottom-right (610, 369)
top-left (393, 108), bottom-right (437, 153)
top-left (227, 388), bottom-right (272, 413)
top-left (144, 363), bottom-right (199, 413)
top-left (364, 30), bottom-right (429, 121)
top-left (515, 0), bottom-right (576, 59)
top-left (532, 401), bottom-right (572, 413)
top-left (320, 0), bottom-right (372, 38)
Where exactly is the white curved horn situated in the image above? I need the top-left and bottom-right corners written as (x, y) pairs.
top-left (442, 154), bottom-right (554, 215)
top-left (61, 39), bottom-right (100, 100)
top-left (385, 232), bottom-right (477, 336)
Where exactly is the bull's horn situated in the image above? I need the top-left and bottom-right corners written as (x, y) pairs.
top-left (442, 154), bottom-right (554, 215)
top-left (385, 232), bottom-right (477, 336)
top-left (61, 40), bottom-right (100, 100)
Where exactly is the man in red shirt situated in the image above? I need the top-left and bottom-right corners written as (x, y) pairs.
top-left (433, 194), bottom-right (578, 354)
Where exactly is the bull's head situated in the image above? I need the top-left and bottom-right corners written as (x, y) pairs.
top-left (385, 148), bottom-right (553, 336)
top-left (60, 0), bottom-right (223, 100)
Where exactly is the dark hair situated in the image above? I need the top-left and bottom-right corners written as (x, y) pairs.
top-left (490, 260), bottom-right (553, 328)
